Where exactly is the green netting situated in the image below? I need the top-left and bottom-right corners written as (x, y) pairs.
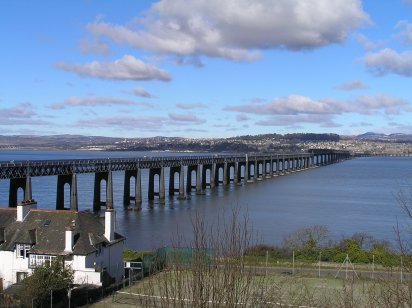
top-left (141, 247), bottom-right (214, 273)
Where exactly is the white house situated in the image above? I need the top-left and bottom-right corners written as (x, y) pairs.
top-left (0, 199), bottom-right (125, 290)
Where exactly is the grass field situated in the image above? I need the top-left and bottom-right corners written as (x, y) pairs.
top-left (91, 269), bottom-right (412, 307)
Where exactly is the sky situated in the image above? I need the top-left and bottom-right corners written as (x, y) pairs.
top-left (1, 0), bottom-right (412, 138)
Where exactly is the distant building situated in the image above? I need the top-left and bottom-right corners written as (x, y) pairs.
top-left (0, 199), bottom-right (125, 290)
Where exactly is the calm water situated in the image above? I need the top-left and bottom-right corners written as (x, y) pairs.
top-left (1, 150), bottom-right (412, 250)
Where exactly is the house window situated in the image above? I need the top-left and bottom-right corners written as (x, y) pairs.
top-left (16, 272), bottom-right (28, 283)
top-left (29, 254), bottom-right (56, 268)
top-left (16, 244), bottom-right (31, 259)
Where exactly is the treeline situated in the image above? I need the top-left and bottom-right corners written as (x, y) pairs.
top-left (283, 133), bottom-right (340, 142)
top-left (245, 225), bottom-right (401, 267)
top-left (234, 133), bottom-right (340, 142)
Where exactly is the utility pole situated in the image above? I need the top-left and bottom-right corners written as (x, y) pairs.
top-left (318, 252), bottom-right (321, 278)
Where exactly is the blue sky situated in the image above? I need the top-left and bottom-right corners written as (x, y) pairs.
top-left (1, 0), bottom-right (412, 138)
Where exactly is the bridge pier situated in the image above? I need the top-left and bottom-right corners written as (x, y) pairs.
top-left (246, 160), bottom-right (253, 182)
top-left (93, 172), bottom-right (108, 211)
top-left (123, 169), bottom-right (142, 208)
top-left (186, 165), bottom-right (199, 193)
top-left (210, 163), bottom-right (216, 188)
top-left (124, 170), bottom-right (134, 207)
top-left (223, 162), bottom-right (228, 185)
top-left (135, 169), bottom-right (142, 207)
top-left (196, 164), bottom-right (202, 194)
top-left (106, 171), bottom-right (114, 209)
top-left (9, 177), bottom-right (26, 207)
top-left (202, 164), bottom-right (208, 189)
top-left (234, 162), bottom-right (239, 184)
top-left (267, 158), bottom-right (273, 178)
top-left (260, 160), bottom-right (266, 180)
top-left (214, 163), bottom-right (222, 186)
top-left (148, 167), bottom-right (165, 202)
top-left (169, 166), bottom-right (180, 196)
top-left (244, 156), bottom-right (249, 183)
top-left (178, 165), bottom-right (186, 199)
top-left (56, 174), bottom-right (78, 211)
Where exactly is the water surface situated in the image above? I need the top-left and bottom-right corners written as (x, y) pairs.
top-left (1, 151), bottom-right (411, 250)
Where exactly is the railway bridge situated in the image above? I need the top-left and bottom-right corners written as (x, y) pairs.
top-left (0, 150), bottom-right (350, 211)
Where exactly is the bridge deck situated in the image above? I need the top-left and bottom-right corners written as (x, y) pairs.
top-left (0, 153), bottom-right (315, 179)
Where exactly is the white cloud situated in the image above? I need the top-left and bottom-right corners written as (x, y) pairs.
top-left (77, 115), bottom-right (168, 131)
top-left (0, 103), bottom-right (36, 117)
top-left (354, 34), bottom-right (385, 51)
top-left (0, 103), bottom-right (52, 126)
top-left (363, 48), bottom-right (412, 77)
top-left (336, 80), bottom-right (367, 91)
top-left (236, 114), bottom-right (249, 121)
top-left (87, 0), bottom-right (368, 61)
top-left (355, 94), bottom-right (411, 115)
top-left (255, 114), bottom-right (339, 127)
top-left (175, 103), bottom-right (207, 109)
top-left (225, 95), bottom-right (342, 115)
top-left (224, 93), bottom-right (412, 118)
top-left (133, 86), bottom-right (153, 98)
top-left (54, 55), bottom-right (171, 81)
top-left (395, 20), bottom-right (412, 45)
top-left (168, 112), bottom-right (206, 124)
top-left (49, 96), bottom-right (151, 109)
top-left (79, 39), bottom-right (110, 56)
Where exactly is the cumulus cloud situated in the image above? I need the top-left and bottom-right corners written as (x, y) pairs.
top-left (255, 114), bottom-right (339, 127)
top-left (225, 95), bottom-right (343, 115)
top-left (0, 103), bottom-right (51, 126)
top-left (77, 115), bottom-right (168, 131)
top-left (175, 103), bottom-right (207, 109)
top-left (79, 39), bottom-right (110, 56)
top-left (355, 94), bottom-right (411, 115)
top-left (224, 93), bottom-right (412, 126)
top-left (236, 114), bottom-right (249, 121)
top-left (49, 96), bottom-right (151, 109)
top-left (86, 0), bottom-right (368, 61)
top-left (168, 112), bottom-right (206, 124)
top-left (336, 80), bottom-right (367, 91)
top-left (0, 103), bottom-right (36, 117)
top-left (133, 86), bottom-right (153, 98)
top-left (244, 97), bottom-right (267, 104)
top-left (363, 48), bottom-right (412, 77)
top-left (395, 20), bottom-right (412, 45)
top-left (54, 55), bottom-right (171, 81)
top-left (354, 34), bottom-right (385, 51)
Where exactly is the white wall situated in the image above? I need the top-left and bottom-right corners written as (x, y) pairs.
top-left (0, 251), bottom-right (16, 288)
top-left (64, 240), bottom-right (125, 286)
top-left (84, 241), bottom-right (125, 284)
top-left (0, 250), bottom-right (33, 289)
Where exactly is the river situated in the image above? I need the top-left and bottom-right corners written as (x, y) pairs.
top-left (1, 150), bottom-right (411, 250)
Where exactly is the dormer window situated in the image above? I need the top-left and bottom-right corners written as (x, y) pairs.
top-left (16, 244), bottom-right (31, 259)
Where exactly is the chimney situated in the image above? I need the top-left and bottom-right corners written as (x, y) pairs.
top-left (16, 203), bottom-right (30, 222)
top-left (65, 225), bottom-right (74, 253)
top-left (104, 208), bottom-right (116, 242)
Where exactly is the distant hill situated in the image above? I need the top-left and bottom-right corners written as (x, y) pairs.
top-left (0, 134), bottom-right (123, 149)
top-left (356, 132), bottom-right (388, 140)
top-left (356, 132), bottom-right (412, 142)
